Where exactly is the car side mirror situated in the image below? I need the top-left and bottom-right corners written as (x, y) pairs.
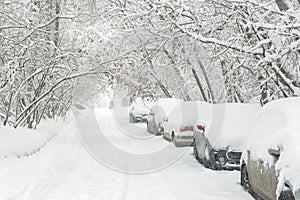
top-left (268, 147), bottom-right (281, 158)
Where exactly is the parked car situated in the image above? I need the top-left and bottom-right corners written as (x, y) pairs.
top-left (129, 97), bottom-right (154, 123)
top-left (162, 101), bottom-right (204, 147)
top-left (193, 103), bottom-right (259, 170)
top-left (241, 98), bottom-right (300, 200)
top-left (147, 98), bottom-right (182, 135)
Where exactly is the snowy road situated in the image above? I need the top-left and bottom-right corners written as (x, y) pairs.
top-left (0, 106), bottom-right (254, 200)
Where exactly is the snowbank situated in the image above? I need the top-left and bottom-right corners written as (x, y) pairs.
top-left (244, 97), bottom-right (300, 195)
top-left (0, 120), bottom-right (58, 158)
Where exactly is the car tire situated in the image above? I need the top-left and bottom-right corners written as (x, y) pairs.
top-left (173, 138), bottom-right (178, 147)
top-left (203, 146), bottom-right (211, 168)
top-left (278, 189), bottom-right (295, 200)
top-left (154, 126), bottom-right (158, 135)
top-left (205, 146), bottom-right (217, 169)
top-left (156, 126), bottom-right (163, 136)
top-left (150, 123), bottom-right (155, 135)
top-left (241, 164), bottom-right (251, 191)
top-left (241, 164), bottom-right (260, 199)
top-left (173, 137), bottom-right (180, 147)
top-left (194, 143), bottom-right (200, 161)
top-left (162, 133), bottom-right (168, 141)
top-left (130, 114), bottom-right (136, 123)
top-left (146, 122), bottom-right (150, 132)
top-left (171, 132), bottom-right (175, 141)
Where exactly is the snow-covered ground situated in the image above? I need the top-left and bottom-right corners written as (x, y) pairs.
top-left (0, 106), bottom-right (254, 200)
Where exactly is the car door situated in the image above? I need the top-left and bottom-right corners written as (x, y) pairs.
top-left (259, 157), bottom-right (274, 199)
top-left (246, 151), bottom-right (272, 200)
top-left (269, 148), bottom-right (281, 200)
top-left (247, 110), bottom-right (284, 200)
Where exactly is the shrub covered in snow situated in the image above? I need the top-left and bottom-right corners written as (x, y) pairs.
top-left (0, 120), bottom-right (58, 158)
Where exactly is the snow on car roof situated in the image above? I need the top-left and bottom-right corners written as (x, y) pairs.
top-left (129, 97), bottom-right (155, 115)
top-left (163, 101), bottom-right (205, 133)
top-left (202, 103), bottom-right (260, 150)
top-left (244, 97), bottom-right (300, 194)
top-left (166, 101), bottom-right (204, 125)
top-left (149, 98), bottom-right (183, 124)
top-left (150, 98), bottom-right (183, 116)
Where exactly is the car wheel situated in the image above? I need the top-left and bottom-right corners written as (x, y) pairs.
top-left (154, 126), bottom-right (159, 136)
top-left (278, 189), bottom-right (295, 200)
top-left (155, 127), bottom-right (162, 136)
top-left (205, 147), bottom-right (217, 169)
top-left (151, 123), bottom-right (156, 135)
top-left (173, 138), bottom-right (177, 147)
top-left (241, 164), bottom-right (251, 191)
top-left (150, 123), bottom-right (155, 134)
top-left (162, 133), bottom-right (168, 141)
top-left (171, 132), bottom-right (175, 141)
top-left (194, 142), bottom-right (200, 161)
top-left (203, 146), bottom-right (211, 168)
top-left (173, 137), bottom-right (180, 147)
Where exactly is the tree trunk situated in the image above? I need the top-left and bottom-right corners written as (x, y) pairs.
top-left (275, 0), bottom-right (289, 11)
top-left (163, 47), bottom-right (191, 100)
top-left (3, 92), bottom-right (13, 126)
top-left (192, 68), bottom-right (208, 102)
top-left (54, 0), bottom-right (60, 51)
top-left (196, 58), bottom-right (215, 103)
top-left (157, 80), bottom-right (172, 98)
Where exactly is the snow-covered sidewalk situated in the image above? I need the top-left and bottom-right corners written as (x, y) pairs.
top-left (0, 107), bottom-right (254, 200)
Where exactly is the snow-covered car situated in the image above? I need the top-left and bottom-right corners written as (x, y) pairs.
top-left (129, 97), bottom-right (154, 123)
top-left (241, 98), bottom-right (300, 200)
top-left (162, 101), bottom-right (204, 147)
top-left (193, 103), bottom-right (259, 170)
top-left (147, 98), bottom-right (182, 135)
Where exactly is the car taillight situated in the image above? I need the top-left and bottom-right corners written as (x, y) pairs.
top-left (196, 125), bottom-right (204, 131)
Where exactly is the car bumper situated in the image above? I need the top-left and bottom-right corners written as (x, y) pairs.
top-left (134, 115), bottom-right (148, 123)
top-left (174, 136), bottom-right (194, 147)
top-left (163, 132), bottom-right (172, 141)
top-left (213, 149), bottom-right (242, 170)
top-left (222, 163), bottom-right (240, 170)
